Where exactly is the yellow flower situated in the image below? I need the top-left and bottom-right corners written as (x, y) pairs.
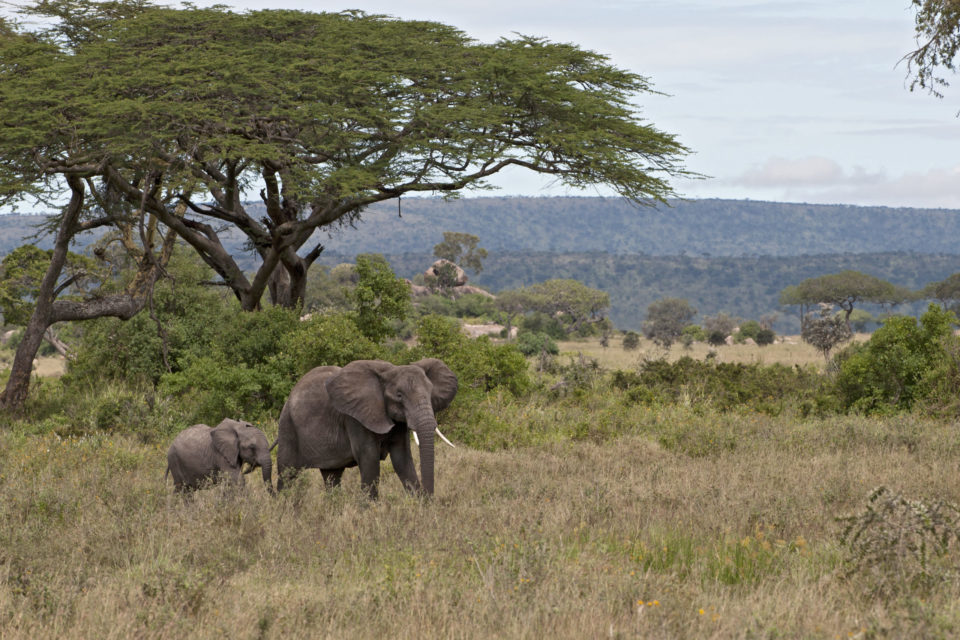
top-left (699, 609), bottom-right (705, 615)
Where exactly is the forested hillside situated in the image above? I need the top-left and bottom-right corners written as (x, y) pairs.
top-left (347, 252), bottom-right (960, 333)
top-left (4, 197), bottom-right (960, 257)
top-left (5, 197), bottom-right (960, 332)
top-left (280, 196), bottom-right (960, 256)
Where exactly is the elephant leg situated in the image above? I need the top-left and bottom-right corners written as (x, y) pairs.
top-left (277, 465), bottom-right (303, 492)
top-left (320, 468), bottom-right (344, 489)
top-left (388, 433), bottom-right (421, 494)
top-left (356, 455), bottom-right (381, 499)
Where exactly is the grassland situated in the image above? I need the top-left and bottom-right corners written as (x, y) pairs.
top-left (557, 334), bottom-right (870, 371)
top-left (2, 380), bottom-right (960, 638)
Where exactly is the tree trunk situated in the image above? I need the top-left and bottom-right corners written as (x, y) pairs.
top-left (1, 177), bottom-right (85, 412)
top-left (1, 181), bottom-right (178, 414)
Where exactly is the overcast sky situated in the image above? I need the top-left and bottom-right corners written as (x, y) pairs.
top-left (185, 0), bottom-right (960, 208)
top-left (15, 0), bottom-right (960, 208)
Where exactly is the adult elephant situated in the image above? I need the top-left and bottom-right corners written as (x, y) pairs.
top-left (275, 358), bottom-right (458, 497)
top-left (166, 419), bottom-right (274, 494)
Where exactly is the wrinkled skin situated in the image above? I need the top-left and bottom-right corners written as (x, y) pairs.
top-left (166, 418), bottom-right (274, 493)
top-left (276, 359), bottom-right (457, 498)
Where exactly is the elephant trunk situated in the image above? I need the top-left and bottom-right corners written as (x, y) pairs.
top-left (410, 408), bottom-right (437, 495)
top-left (257, 453), bottom-right (274, 494)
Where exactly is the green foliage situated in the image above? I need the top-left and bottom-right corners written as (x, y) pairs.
top-left (303, 264), bottom-right (354, 312)
top-left (621, 330), bottom-right (641, 350)
top-left (515, 331), bottom-right (559, 357)
top-left (0, 244), bottom-right (99, 325)
top-left (433, 231), bottom-right (488, 274)
top-left (451, 293), bottom-right (496, 319)
top-left (350, 254), bottom-right (410, 344)
top-left (642, 297), bottom-right (696, 348)
top-left (0, 3), bottom-right (691, 314)
top-left (409, 315), bottom-right (530, 397)
top-left (66, 251), bottom-right (388, 425)
top-left (707, 330), bottom-right (727, 347)
top-left (755, 328), bottom-right (776, 346)
top-left (782, 271), bottom-right (912, 322)
top-left (848, 308), bottom-right (876, 333)
top-left (612, 357), bottom-right (827, 415)
top-left (835, 304), bottom-right (959, 414)
top-left (519, 312), bottom-right (567, 340)
top-left (682, 325), bottom-right (707, 342)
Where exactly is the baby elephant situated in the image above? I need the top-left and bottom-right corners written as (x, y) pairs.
top-left (166, 418), bottom-right (274, 494)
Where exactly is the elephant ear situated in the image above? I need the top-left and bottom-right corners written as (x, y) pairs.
top-left (210, 419), bottom-right (241, 464)
top-left (325, 360), bottom-right (395, 434)
top-left (413, 358), bottom-right (458, 412)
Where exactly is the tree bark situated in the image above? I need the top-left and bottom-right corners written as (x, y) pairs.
top-left (1, 181), bottom-right (178, 414)
top-left (1, 177), bottom-right (86, 412)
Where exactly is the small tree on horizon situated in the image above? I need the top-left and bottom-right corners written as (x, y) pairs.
top-left (433, 232), bottom-right (488, 275)
top-left (643, 297), bottom-right (697, 349)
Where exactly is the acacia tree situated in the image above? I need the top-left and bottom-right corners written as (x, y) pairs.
top-left (904, 0), bottom-right (960, 98)
top-left (1, 2), bottom-right (694, 313)
top-left (643, 297), bottom-right (697, 349)
top-left (433, 232), bottom-right (488, 275)
top-left (517, 279), bottom-right (610, 336)
top-left (779, 271), bottom-right (911, 333)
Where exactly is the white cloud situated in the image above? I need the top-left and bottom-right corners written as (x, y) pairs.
top-left (732, 156), bottom-right (884, 188)
top-left (724, 156), bottom-right (960, 208)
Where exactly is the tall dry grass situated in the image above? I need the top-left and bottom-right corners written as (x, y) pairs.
top-left (558, 334), bottom-right (871, 371)
top-left (2, 405), bottom-right (960, 638)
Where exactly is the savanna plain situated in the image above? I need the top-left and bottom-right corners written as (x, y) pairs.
top-left (2, 336), bottom-right (959, 639)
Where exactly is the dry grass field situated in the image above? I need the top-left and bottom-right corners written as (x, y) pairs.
top-left (2, 396), bottom-right (960, 638)
top-left (558, 334), bottom-right (872, 371)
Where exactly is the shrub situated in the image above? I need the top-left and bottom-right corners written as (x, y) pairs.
top-left (755, 328), bottom-right (776, 346)
top-left (839, 486), bottom-right (960, 597)
top-left (835, 304), bottom-right (958, 414)
top-left (621, 330), bottom-right (641, 350)
top-left (519, 312), bottom-right (567, 340)
top-left (516, 331), bottom-right (559, 356)
top-left (707, 330), bottom-right (727, 346)
top-left (410, 315), bottom-right (530, 397)
top-left (613, 357), bottom-right (827, 415)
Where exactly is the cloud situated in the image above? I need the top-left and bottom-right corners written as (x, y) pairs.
top-left (725, 156), bottom-right (960, 208)
top-left (733, 156), bottom-right (884, 188)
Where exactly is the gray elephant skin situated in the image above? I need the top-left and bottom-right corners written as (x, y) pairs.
top-left (276, 358), bottom-right (458, 497)
top-left (166, 418), bottom-right (274, 493)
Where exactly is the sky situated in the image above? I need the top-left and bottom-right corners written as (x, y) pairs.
top-left (11, 0), bottom-right (960, 208)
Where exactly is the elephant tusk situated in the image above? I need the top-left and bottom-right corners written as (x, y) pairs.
top-left (435, 427), bottom-right (456, 448)
top-left (411, 428), bottom-right (455, 448)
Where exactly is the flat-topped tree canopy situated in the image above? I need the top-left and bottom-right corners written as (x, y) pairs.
top-left (0, 1), bottom-right (694, 310)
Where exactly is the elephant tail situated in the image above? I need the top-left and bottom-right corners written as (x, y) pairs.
top-left (269, 438), bottom-right (278, 452)
top-left (164, 465), bottom-right (170, 484)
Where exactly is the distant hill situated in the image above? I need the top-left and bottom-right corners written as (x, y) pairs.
top-left (4, 197), bottom-right (960, 333)
top-left (4, 197), bottom-right (960, 257)
top-left (329, 252), bottom-right (960, 334)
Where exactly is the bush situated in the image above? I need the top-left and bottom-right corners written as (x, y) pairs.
top-left (707, 330), bottom-right (727, 346)
top-left (835, 304), bottom-right (959, 414)
top-left (755, 328), bottom-right (776, 346)
top-left (621, 331), bottom-right (641, 350)
top-left (410, 315), bottom-right (530, 397)
top-left (515, 331), bottom-right (559, 356)
top-left (519, 312), bottom-right (567, 340)
top-left (612, 357), bottom-right (827, 415)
